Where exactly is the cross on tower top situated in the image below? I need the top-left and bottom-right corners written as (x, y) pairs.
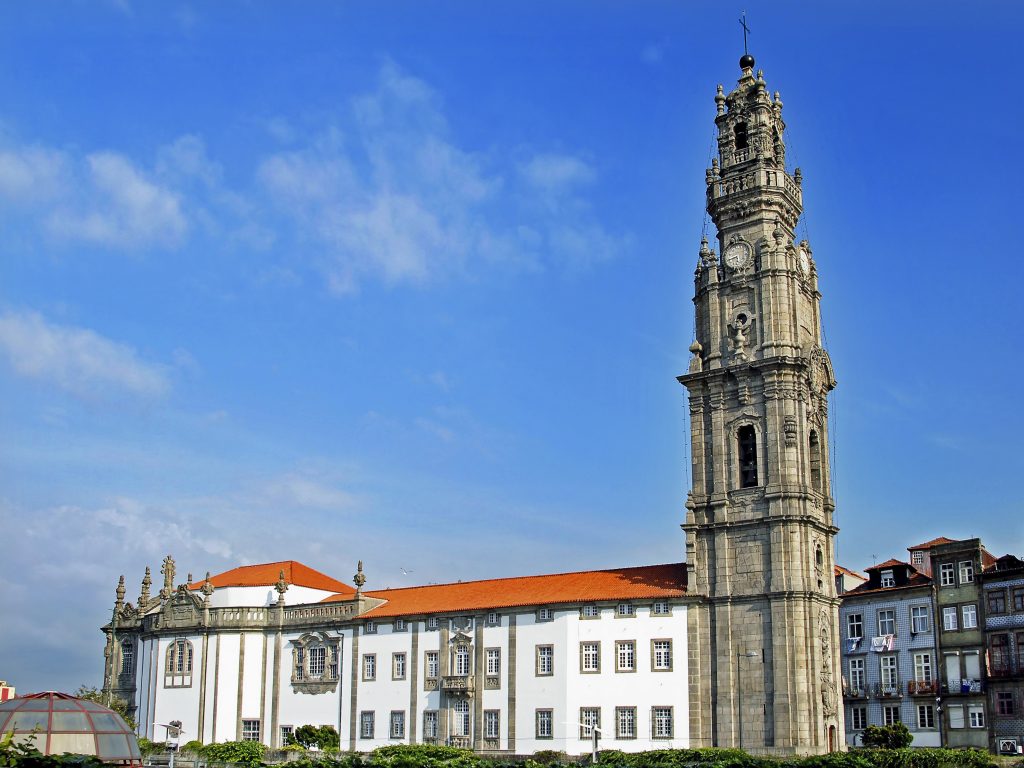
top-left (739, 12), bottom-right (750, 55)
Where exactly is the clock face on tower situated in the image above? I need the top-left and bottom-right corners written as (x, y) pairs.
top-left (724, 242), bottom-right (751, 269)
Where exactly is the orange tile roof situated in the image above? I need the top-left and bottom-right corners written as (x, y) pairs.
top-left (908, 536), bottom-right (957, 550)
top-left (189, 561), bottom-right (355, 594)
top-left (867, 558), bottom-right (907, 571)
top-left (834, 564), bottom-right (865, 579)
top-left (322, 562), bottom-right (687, 618)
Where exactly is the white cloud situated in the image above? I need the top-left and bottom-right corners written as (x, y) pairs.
top-left (0, 145), bottom-right (68, 202)
top-left (520, 153), bottom-right (596, 192)
top-left (262, 473), bottom-right (356, 511)
top-left (47, 152), bottom-right (188, 249)
top-left (0, 310), bottom-right (171, 398)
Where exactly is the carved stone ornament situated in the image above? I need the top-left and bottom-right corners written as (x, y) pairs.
top-left (728, 312), bottom-right (753, 363)
top-left (783, 416), bottom-right (798, 447)
top-left (688, 341), bottom-right (703, 373)
top-left (819, 608), bottom-right (838, 718)
top-left (806, 346), bottom-right (836, 425)
top-left (160, 555), bottom-right (176, 600)
top-left (353, 560), bottom-right (366, 594)
top-left (291, 631), bottom-right (341, 695)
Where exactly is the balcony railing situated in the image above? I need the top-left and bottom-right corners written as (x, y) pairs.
top-left (441, 675), bottom-right (475, 693)
top-left (843, 685), bottom-right (867, 699)
top-left (907, 680), bottom-right (939, 696)
top-left (873, 682), bottom-right (901, 698)
top-left (943, 678), bottom-right (984, 694)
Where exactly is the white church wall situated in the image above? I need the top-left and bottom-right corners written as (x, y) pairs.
top-left (206, 585), bottom-right (333, 608)
top-left (214, 633), bottom-right (241, 741)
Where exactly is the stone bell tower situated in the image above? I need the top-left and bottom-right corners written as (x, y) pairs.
top-left (679, 53), bottom-right (842, 755)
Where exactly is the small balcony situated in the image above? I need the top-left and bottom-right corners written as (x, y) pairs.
top-left (873, 682), bottom-right (901, 698)
top-left (942, 678), bottom-right (984, 695)
top-left (843, 684), bottom-right (867, 699)
top-left (907, 680), bottom-right (939, 696)
top-left (447, 737), bottom-right (471, 749)
top-left (441, 675), bottom-right (475, 694)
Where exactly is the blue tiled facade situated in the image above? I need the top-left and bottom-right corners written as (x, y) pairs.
top-left (982, 560), bottom-right (1024, 754)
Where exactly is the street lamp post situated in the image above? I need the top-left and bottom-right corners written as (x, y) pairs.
top-left (736, 650), bottom-right (760, 751)
top-left (935, 696), bottom-right (944, 748)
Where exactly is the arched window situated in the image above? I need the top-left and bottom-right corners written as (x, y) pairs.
top-left (809, 430), bottom-right (822, 492)
top-left (452, 644), bottom-right (471, 676)
top-left (734, 122), bottom-right (749, 150)
top-left (120, 640), bottom-right (134, 676)
top-left (738, 425), bottom-right (758, 487)
top-left (291, 632), bottom-right (341, 692)
top-left (165, 639), bottom-right (194, 688)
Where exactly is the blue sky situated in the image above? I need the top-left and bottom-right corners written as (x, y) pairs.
top-left (1, 2), bottom-right (1021, 693)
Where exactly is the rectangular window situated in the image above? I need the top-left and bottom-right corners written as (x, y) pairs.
top-left (847, 613), bottom-right (863, 640)
top-left (452, 700), bottom-right (470, 737)
top-left (880, 655), bottom-right (898, 691)
top-left (991, 634), bottom-right (1011, 674)
top-left (616, 707), bottom-right (637, 739)
top-left (453, 645), bottom-right (471, 676)
top-left (962, 604), bottom-right (977, 629)
top-left (652, 707), bottom-right (673, 739)
top-left (483, 647), bottom-right (500, 676)
top-left (537, 607), bottom-right (552, 621)
top-left (959, 560), bottom-right (974, 584)
top-left (616, 603), bottom-right (635, 617)
top-left (849, 658), bottom-right (865, 691)
top-left (850, 706), bottom-right (867, 730)
top-left (484, 710), bottom-right (500, 739)
top-left (309, 646), bottom-right (326, 677)
top-left (365, 621), bottom-right (377, 634)
top-left (917, 705), bottom-right (935, 729)
top-left (883, 705), bottom-right (900, 726)
top-left (581, 605), bottom-right (600, 619)
top-left (878, 609), bottom-right (895, 636)
top-left (536, 709), bottom-right (553, 739)
top-left (1014, 587), bottom-right (1024, 612)
top-left (1017, 632), bottom-right (1024, 669)
top-left (363, 654), bottom-right (376, 681)
top-left (425, 651), bottom-right (439, 679)
top-left (968, 705), bottom-right (985, 728)
top-left (616, 640), bottom-right (636, 672)
top-left (536, 645), bottom-right (554, 676)
top-left (426, 617), bottom-right (439, 630)
top-left (423, 711), bottom-right (438, 740)
top-left (913, 652), bottom-right (932, 682)
top-left (360, 712), bottom-right (375, 739)
top-left (487, 611), bottom-right (500, 626)
top-left (738, 424), bottom-right (758, 487)
top-left (942, 606), bottom-right (958, 631)
top-left (120, 643), bottom-right (134, 676)
top-left (242, 720), bottom-right (260, 742)
top-left (394, 619), bottom-right (407, 632)
top-left (911, 605), bottom-right (930, 634)
top-left (940, 563), bottom-right (955, 587)
top-left (911, 550), bottom-right (924, 566)
top-left (652, 640), bottom-right (673, 671)
top-left (652, 601), bottom-right (670, 615)
top-left (280, 725), bottom-right (293, 746)
top-left (392, 653), bottom-right (406, 680)
top-left (581, 641), bottom-right (600, 673)
top-left (996, 692), bottom-right (1015, 716)
top-left (948, 705), bottom-right (965, 729)
top-left (988, 590), bottom-right (1007, 614)
top-left (880, 570), bottom-right (895, 588)
top-left (580, 708), bottom-right (600, 739)
top-left (964, 651), bottom-right (981, 681)
top-left (390, 711), bottom-right (405, 739)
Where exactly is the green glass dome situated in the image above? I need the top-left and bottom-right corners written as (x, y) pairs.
top-left (0, 691), bottom-right (141, 764)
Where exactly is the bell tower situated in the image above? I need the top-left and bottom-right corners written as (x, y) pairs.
top-left (679, 53), bottom-right (842, 755)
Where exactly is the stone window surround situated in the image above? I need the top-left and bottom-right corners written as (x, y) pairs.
top-left (651, 639), bottom-right (673, 672)
top-left (651, 601), bottom-right (672, 616)
top-left (389, 710), bottom-right (405, 739)
top-left (537, 607), bottom-right (553, 622)
top-left (393, 619), bottom-right (407, 632)
top-left (291, 631), bottom-right (341, 692)
top-left (484, 709), bottom-right (500, 739)
top-left (580, 605), bottom-right (601, 620)
top-left (362, 653), bottom-right (377, 681)
top-left (241, 719), bottom-right (261, 742)
top-left (651, 706), bottom-right (674, 739)
top-left (731, 419), bottom-right (764, 490)
top-left (392, 652), bottom-right (406, 680)
top-left (360, 711), bottom-right (375, 739)
top-left (580, 641), bottom-right (601, 674)
top-left (486, 611), bottom-right (500, 626)
top-left (485, 647), bottom-right (501, 676)
top-left (422, 710), bottom-right (438, 740)
top-left (615, 603), bottom-right (636, 619)
top-left (579, 707), bottom-right (600, 740)
top-left (165, 638), bottom-right (194, 688)
top-left (535, 709), bottom-right (553, 740)
top-left (536, 644), bottom-right (554, 676)
top-left (615, 640), bottom-right (636, 673)
top-left (615, 706), bottom-right (637, 739)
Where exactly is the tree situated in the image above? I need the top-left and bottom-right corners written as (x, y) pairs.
top-left (292, 725), bottom-right (340, 750)
top-left (861, 722), bottom-right (913, 749)
top-left (74, 686), bottom-right (137, 730)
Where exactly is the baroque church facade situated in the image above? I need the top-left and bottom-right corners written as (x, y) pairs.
top-left (102, 54), bottom-right (842, 756)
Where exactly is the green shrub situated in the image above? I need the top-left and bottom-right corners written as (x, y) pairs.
top-left (136, 737), bottom-right (168, 757)
top-left (861, 724), bottom-right (912, 750)
top-left (294, 725), bottom-right (341, 751)
top-left (180, 740), bottom-right (204, 755)
top-left (283, 744), bottom-right (309, 753)
top-left (201, 739), bottom-right (267, 766)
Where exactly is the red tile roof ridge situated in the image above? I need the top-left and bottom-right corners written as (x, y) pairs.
top-left (867, 558), bottom-right (908, 570)
top-left (188, 560), bottom-right (355, 594)
top-left (834, 564), bottom-right (865, 578)
top-left (908, 536), bottom-right (957, 550)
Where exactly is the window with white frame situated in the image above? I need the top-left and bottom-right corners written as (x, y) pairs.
top-left (537, 607), bottom-right (553, 621)
top-left (849, 658), bottom-right (865, 691)
top-left (847, 613), bottom-right (863, 639)
top-left (309, 646), bottom-right (326, 677)
top-left (536, 709), bottom-right (553, 739)
top-left (616, 603), bottom-right (635, 617)
top-left (536, 645), bottom-right (553, 676)
top-left (363, 654), bottom-right (376, 681)
top-left (652, 640), bottom-right (672, 671)
top-left (962, 604), bottom-right (977, 629)
top-left (616, 707), bottom-right (637, 739)
top-left (392, 653), bottom-right (406, 680)
top-left (652, 601), bottom-right (670, 615)
top-left (850, 706), bottom-right (867, 730)
top-left (911, 550), bottom-right (924, 566)
top-left (423, 711), bottom-right (438, 740)
top-left (652, 707), bottom-right (673, 739)
top-left (165, 639), bottom-right (194, 687)
top-left (486, 648), bottom-right (500, 676)
top-left (959, 560), bottom-right (974, 584)
top-left (484, 710), bottom-right (500, 739)
top-left (453, 645), bottom-right (471, 676)
top-left (242, 720), bottom-right (260, 742)
top-left (452, 700), bottom-right (471, 737)
top-left (427, 617), bottom-right (439, 630)
top-left (880, 570), bottom-right (895, 588)
top-left (917, 705), bottom-right (935, 729)
top-left (968, 704), bottom-right (985, 728)
top-left (389, 711), bottom-right (405, 739)
top-left (581, 605), bottom-right (600, 619)
top-left (880, 655), bottom-right (898, 691)
top-left (948, 705), bottom-right (965, 729)
top-left (280, 725), bottom-right (294, 746)
top-left (911, 605), bottom-right (930, 634)
top-left (913, 652), bottom-right (932, 682)
top-left (120, 641), bottom-right (134, 675)
top-left (942, 606), bottom-right (958, 631)
top-left (425, 651), bottom-right (439, 679)
top-left (365, 621), bottom-right (377, 634)
top-left (882, 705), bottom-right (900, 725)
top-left (581, 642), bottom-right (600, 673)
top-left (877, 609), bottom-right (895, 636)
top-left (616, 640), bottom-right (636, 672)
top-left (487, 611), bottom-right (500, 626)
top-left (939, 563), bottom-right (955, 587)
top-left (580, 708), bottom-right (600, 739)
top-left (394, 619), bottom-right (407, 632)
top-left (360, 712), bottom-right (374, 739)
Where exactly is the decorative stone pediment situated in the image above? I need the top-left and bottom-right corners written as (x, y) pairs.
top-left (161, 589), bottom-right (204, 628)
top-left (291, 631), bottom-right (341, 694)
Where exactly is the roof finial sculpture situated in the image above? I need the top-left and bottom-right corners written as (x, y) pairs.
top-left (354, 560), bottom-right (366, 597)
top-left (139, 567), bottom-right (152, 607)
top-left (160, 555), bottom-right (176, 599)
top-left (201, 572), bottom-right (215, 602)
top-left (275, 569), bottom-right (289, 604)
top-left (115, 575), bottom-right (126, 609)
